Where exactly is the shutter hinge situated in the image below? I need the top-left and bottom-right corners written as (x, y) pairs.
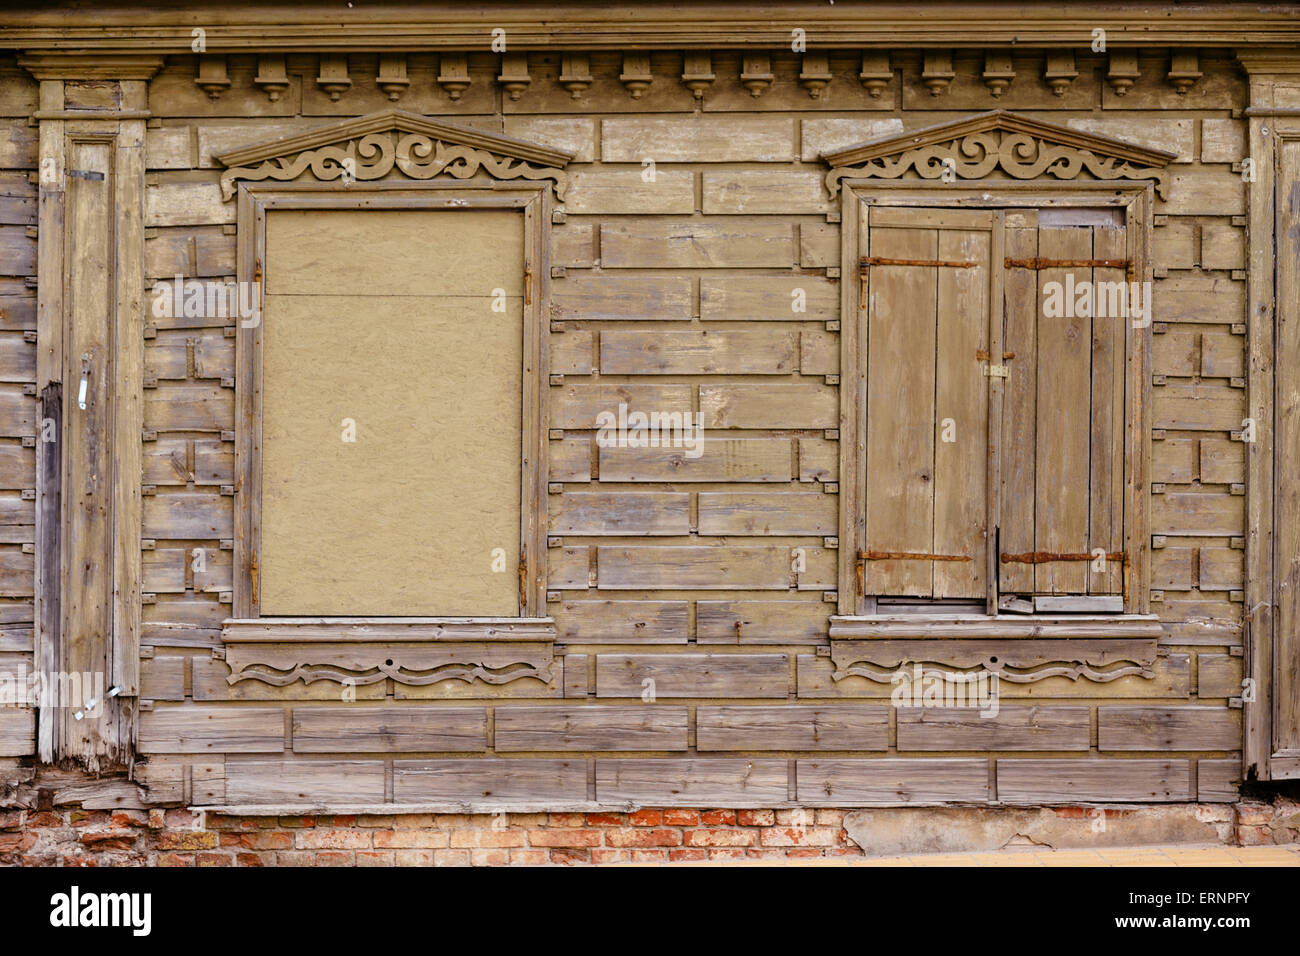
top-left (982, 363), bottom-right (1009, 379)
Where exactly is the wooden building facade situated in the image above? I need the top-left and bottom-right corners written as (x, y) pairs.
top-left (0, 2), bottom-right (1298, 816)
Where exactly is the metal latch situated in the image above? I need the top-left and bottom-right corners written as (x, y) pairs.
top-left (982, 364), bottom-right (1009, 379)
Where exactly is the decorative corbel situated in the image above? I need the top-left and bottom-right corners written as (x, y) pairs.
top-left (858, 52), bottom-right (892, 98)
top-left (253, 55), bottom-right (290, 102)
top-left (740, 53), bottom-right (774, 98)
top-left (1107, 50), bottom-right (1140, 96)
top-left (1167, 51), bottom-right (1202, 94)
top-left (558, 54), bottom-right (592, 98)
top-left (681, 52), bottom-right (715, 100)
top-left (982, 52), bottom-right (1016, 97)
top-left (194, 55), bottom-right (231, 101)
top-left (316, 54), bottom-right (352, 101)
top-left (437, 53), bottom-right (472, 101)
top-left (620, 54), bottom-right (653, 99)
top-left (498, 53), bottom-right (531, 101)
top-left (1044, 51), bottom-right (1078, 96)
top-left (376, 53), bottom-right (410, 101)
top-left (922, 51), bottom-right (955, 97)
top-left (799, 53), bottom-right (833, 99)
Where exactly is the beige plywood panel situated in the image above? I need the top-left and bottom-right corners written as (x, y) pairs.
top-left (261, 209), bottom-right (523, 615)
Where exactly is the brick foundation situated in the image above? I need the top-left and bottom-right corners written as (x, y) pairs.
top-left (2, 798), bottom-right (1297, 866)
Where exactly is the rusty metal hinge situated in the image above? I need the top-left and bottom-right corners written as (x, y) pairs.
top-left (1000, 550), bottom-right (1125, 564)
top-left (859, 549), bottom-right (971, 563)
top-left (862, 256), bottom-right (980, 269)
top-left (518, 552), bottom-right (528, 609)
top-left (1004, 257), bottom-right (1130, 270)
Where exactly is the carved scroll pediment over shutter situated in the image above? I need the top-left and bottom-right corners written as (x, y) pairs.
top-left (214, 108), bottom-right (573, 200)
top-left (822, 109), bottom-right (1176, 199)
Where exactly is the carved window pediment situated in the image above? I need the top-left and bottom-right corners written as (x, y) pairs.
top-left (822, 109), bottom-right (1176, 198)
top-left (215, 108), bottom-right (573, 200)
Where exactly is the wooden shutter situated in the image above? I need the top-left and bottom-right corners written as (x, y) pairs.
top-left (861, 207), bottom-right (993, 599)
top-left (999, 210), bottom-right (1127, 598)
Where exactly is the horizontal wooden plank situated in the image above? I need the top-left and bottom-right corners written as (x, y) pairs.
top-left (696, 600), bottom-right (829, 644)
top-left (550, 436), bottom-right (592, 482)
top-left (1197, 758), bottom-right (1242, 802)
top-left (700, 276), bottom-right (837, 322)
top-left (147, 181), bottom-right (232, 227)
top-left (222, 759), bottom-right (385, 804)
top-left (700, 383), bottom-right (837, 428)
top-left (1199, 438), bottom-right (1245, 484)
top-left (144, 384), bottom-right (234, 432)
top-left (139, 654), bottom-right (186, 700)
top-left (137, 706), bottom-right (284, 753)
top-left (0, 444), bottom-right (33, 489)
top-left (796, 758), bottom-right (989, 804)
top-left (142, 493), bottom-right (233, 539)
top-left (896, 706), bottom-right (1091, 752)
top-left (1153, 383), bottom-right (1245, 430)
top-left (550, 491), bottom-right (691, 536)
top-left (0, 707), bottom-right (33, 757)
top-left (1152, 274), bottom-right (1244, 324)
top-left (599, 437), bottom-right (794, 482)
top-left (292, 706), bottom-right (486, 753)
top-left (1151, 438), bottom-right (1196, 484)
top-left (600, 329), bottom-right (797, 375)
top-left (596, 757), bottom-right (788, 805)
top-left (596, 652), bottom-right (789, 698)
top-left (1196, 653), bottom-right (1242, 699)
top-left (597, 546), bottom-right (792, 590)
top-left (551, 384), bottom-right (692, 429)
top-left (393, 758), bottom-right (587, 803)
top-left (1098, 706), bottom-right (1240, 751)
top-left (550, 276), bottom-right (693, 321)
top-left (601, 116), bottom-right (795, 163)
top-left (997, 758), bottom-right (1192, 802)
top-left (600, 220), bottom-right (792, 269)
top-left (553, 600), bottom-right (689, 644)
top-left (142, 548), bottom-right (186, 593)
top-left (547, 546), bottom-right (591, 590)
top-left (1152, 492), bottom-right (1243, 536)
top-left (697, 705), bottom-right (888, 751)
top-left (697, 491), bottom-right (836, 535)
top-left (495, 705), bottom-right (689, 751)
top-left (1152, 547), bottom-right (1194, 590)
top-left (1198, 547), bottom-right (1243, 591)
top-left (550, 330), bottom-right (594, 375)
top-left (702, 170), bottom-right (830, 214)
top-left (566, 167), bottom-right (694, 214)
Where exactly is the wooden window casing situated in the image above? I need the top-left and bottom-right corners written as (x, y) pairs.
top-left (229, 183), bottom-right (553, 639)
top-left (835, 183), bottom-right (1155, 637)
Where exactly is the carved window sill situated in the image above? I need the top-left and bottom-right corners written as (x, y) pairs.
top-left (218, 617), bottom-right (557, 688)
top-left (828, 615), bottom-right (1161, 684)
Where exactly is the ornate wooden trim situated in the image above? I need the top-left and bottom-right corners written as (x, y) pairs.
top-left (830, 637), bottom-right (1160, 684)
top-left (215, 109), bottom-right (573, 201)
top-left (823, 110), bottom-right (1176, 199)
top-left (222, 617), bottom-right (558, 643)
top-left (828, 615), bottom-right (1163, 640)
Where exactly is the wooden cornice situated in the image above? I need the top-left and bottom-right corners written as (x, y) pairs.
top-left (2, 3), bottom-right (1300, 51)
top-left (214, 108), bottom-right (573, 170)
top-left (16, 53), bottom-right (165, 80)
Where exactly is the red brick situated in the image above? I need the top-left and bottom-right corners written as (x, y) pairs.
top-left (786, 847), bottom-right (824, 859)
top-left (669, 848), bottom-right (709, 861)
top-left (548, 848), bottom-right (590, 865)
top-left (737, 809), bottom-right (775, 826)
top-left (1237, 825), bottom-right (1274, 846)
top-left (197, 852), bottom-right (232, 867)
top-left (1237, 803), bottom-right (1274, 826)
top-left (591, 848), bottom-right (631, 864)
top-left (605, 827), bottom-right (682, 848)
top-left (78, 831), bottom-right (137, 851)
top-left (815, 809), bottom-right (846, 826)
top-left (684, 828), bottom-right (756, 848)
top-left (0, 810), bottom-right (24, 829)
top-left (477, 829), bottom-right (527, 848)
top-left (663, 809), bottom-right (700, 826)
top-left (357, 851), bottom-right (396, 867)
top-left (627, 809), bottom-right (662, 826)
top-left (158, 831), bottom-right (217, 850)
top-left (157, 852), bottom-right (195, 867)
top-left (315, 851), bottom-right (355, 866)
top-left (235, 852), bottom-right (267, 867)
top-left (164, 809), bottom-right (201, 828)
top-left (699, 809), bottom-right (736, 826)
top-left (708, 848), bottom-right (750, 860)
top-left (547, 813), bottom-right (586, 827)
top-left (295, 829), bottom-right (371, 850)
top-left (528, 828), bottom-right (602, 848)
top-left (274, 851), bottom-right (317, 867)
top-left (510, 849), bottom-right (548, 865)
top-left (395, 850), bottom-right (435, 866)
top-left (760, 826), bottom-right (839, 847)
top-left (237, 831), bottom-right (293, 850)
top-left (434, 849), bottom-right (472, 866)
top-left (26, 811), bottom-right (63, 828)
top-left (586, 813), bottom-right (627, 826)
top-left (277, 816), bottom-right (317, 828)
top-left (471, 848), bottom-right (510, 866)
top-left (628, 849), bottom-right (668, 863)
top-left (110, 810), bottom-right (148, 828)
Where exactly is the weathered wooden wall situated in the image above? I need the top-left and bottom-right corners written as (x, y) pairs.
top-left (0, 49), bottom-right (1253, 805)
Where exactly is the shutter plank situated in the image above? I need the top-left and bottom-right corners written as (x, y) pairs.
top-left (1089, 226), bottom-right (1126, 594)
top-left (864, 226), bottom-right (938, 596)
top-left (1000, 227), bottom-right (1039, 594)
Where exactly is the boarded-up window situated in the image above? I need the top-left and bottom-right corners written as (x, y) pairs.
top-left (259, 209), bottom-right (524, 615)
top-left (860, 205), bottom-right (1128, 607)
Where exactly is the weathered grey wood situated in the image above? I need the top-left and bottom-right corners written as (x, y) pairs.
top-left (550, 491), bottom-right (690, 535)
top-left (1197, 757), bottom-right (1241, 802)
top-left (699, 383), bottom-right (837, 428)
top-left (223, 759), bottom-right (385, 804)
top-left (699, 276), bottom-right (837, 321)
top-left (600, 329), bottom-right (797, 375)
top-left (137, 706), bottom-right (285, 753)
top-left (696, 600), bottom-right (829, 644)
top-left (550, 275), bottom-right (693, 321)
top-left (796, 758), bottom-right (989, 804)
top-left (599, 438), bottom-right (793, 482)
top-left (1196, 653), bottom-right (1242, 698)
top-left (896, 706), bottom-right (1091, 751)
top-left (596, 653), bottom-right (789, 698)
top-left (393, 758), bottom-right (587, 803)
top-left (697, 492), bottom-right (836, 535)
top-left (996, 758), bottom-right (1192, 802)
top-left (596, 546), bottom-right (792, 590)
top-left (553, 600), bottom-right (688, 643)
top-left (600, 219), bottom-right (793, 269)
top-left (495, 705), bottom-right (688, 751)
top-left (697, 705), bottom-right (888, 751)
top-left (595, 758), bottom-right (788, 805)
top-left (1098, 706), bottom-right (1240, 751)
top-left (292, 706), bottom-right (487, 752)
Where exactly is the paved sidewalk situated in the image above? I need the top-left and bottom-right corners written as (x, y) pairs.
top-left (787, 844), bottom-right (1300, 866)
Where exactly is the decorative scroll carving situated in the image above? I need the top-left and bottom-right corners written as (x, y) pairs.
top-left (822, 109), bottom-right (1175, 200)
top-left (221, 640), bottom-right (555, 688)
top-left (221, 131), bottom-right (568, 201)
top-left (829, 638), bottom-right (1159, 685)
top-left (215, 109), bottom-right (573, 202)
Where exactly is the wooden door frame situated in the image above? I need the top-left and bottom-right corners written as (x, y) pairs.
top-left (836, 181), bottom-right (1154, 624)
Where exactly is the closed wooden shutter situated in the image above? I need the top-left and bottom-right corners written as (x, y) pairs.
top-left (861, 207), bottom-right (993, 599)
top-left (999, 211), bottom-right (1127, 598)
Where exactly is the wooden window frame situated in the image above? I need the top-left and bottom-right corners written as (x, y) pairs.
top-left (834, 181), bottom-right (1156, 638)
top-left (228, 181), bottom-right (554, 639)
